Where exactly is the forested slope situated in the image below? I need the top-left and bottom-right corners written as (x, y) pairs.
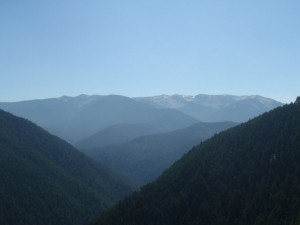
top-left (0, 109), bottom-right (133, 225)
top-left (92, 100), bottom-right (300, 225)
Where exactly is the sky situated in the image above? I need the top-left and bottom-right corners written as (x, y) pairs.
top-left (0, 0), bottom-right (299, 103)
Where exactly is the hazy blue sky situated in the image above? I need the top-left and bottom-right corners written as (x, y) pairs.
top-left (0, 0), bottom-right (299, 103)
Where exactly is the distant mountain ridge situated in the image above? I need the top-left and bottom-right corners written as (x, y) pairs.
top-left (134, 94), bottom-right (283, 122)
top-left (0, 94), bottom-right (282, 145)
top-left (0, 95), bottom-right (198, 143)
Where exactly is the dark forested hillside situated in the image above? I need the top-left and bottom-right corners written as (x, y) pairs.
top-left (92, 100), bottom-right (300, 225)
top-left (83, 121), bottom-right (236, 186)
top-left (0, 109), bottom-right (133, 225)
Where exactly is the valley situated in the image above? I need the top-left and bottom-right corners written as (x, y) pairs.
top-left (2, 1), bottom-right (298, 224)
top-left (1, 93), bottom-right (297, 225)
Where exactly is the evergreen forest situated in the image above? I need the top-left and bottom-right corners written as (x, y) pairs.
top-left (92, 100), bottom-right (300, 225)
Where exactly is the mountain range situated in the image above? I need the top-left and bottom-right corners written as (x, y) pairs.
top-left (135, 94), bottom-right (283, 122)
top-left (0, 94), bottom-right (282, 146)
top-left (0, 109), bottom-right (133, 225)
top-left (0, 93), bottom-right (293, 225)
top-left (91, 98), bottom-right (300, 225)
top-left (0, 95), bottom-right (197, 143)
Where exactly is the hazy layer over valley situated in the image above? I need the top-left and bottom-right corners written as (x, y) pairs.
top-left (82, 121), bottom-right (237, 186)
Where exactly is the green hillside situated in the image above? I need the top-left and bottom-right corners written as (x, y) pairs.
top-left (92, 100), bottom-right (300, 225)
top-left (0, 109), bottom-right (133, 225)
